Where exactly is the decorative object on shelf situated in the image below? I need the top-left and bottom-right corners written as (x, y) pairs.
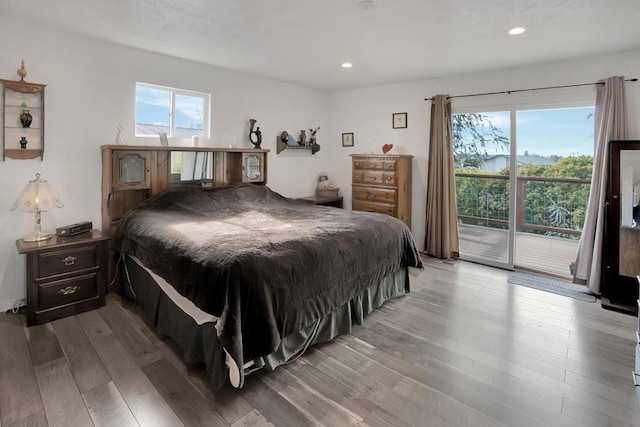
top-left (382, 143), bottom-right (393, 154)
top-left (276, 130), bottom-right (320, 154)
top-left (309, 127), bottom-right (320, 145)
top-left (317, 172), bottom-right (339, 197)
top-left (19, 136), bottom-right (28, 149)
top-left (159, 132), bottom-right (168, 146)
top-left (19, 102), bottom-right (32, 128)
top-left (392, 112), bottom-right (407, 129)
top-left (249, 118), bottom-right (262, 148)
top-left (342, 132), bottom-right (354, 147)
top-left (115, 124), bottom-right (124, 145)
top-left (17, 60), bottom-right (27, 81)
top-left (299, 130), bottom-right (307, 146)
top-left (10, 173), bottom-right (64, 242)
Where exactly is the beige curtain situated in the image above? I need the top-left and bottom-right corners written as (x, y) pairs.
top-left (573, 76), bottom-right (628, 294)
top-left (425, 95), bottom-right (459, 258)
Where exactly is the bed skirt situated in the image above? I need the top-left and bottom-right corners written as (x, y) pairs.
top-left (121, 255), bottom-right (410, 391)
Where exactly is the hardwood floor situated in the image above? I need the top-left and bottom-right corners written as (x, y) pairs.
top-left (1, 257), bottom-right (638, 426)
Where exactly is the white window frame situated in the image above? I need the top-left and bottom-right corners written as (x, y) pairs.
top-left (135, 82), bottom-right (211, 141)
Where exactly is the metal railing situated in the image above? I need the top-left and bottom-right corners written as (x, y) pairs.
top-left (455, 173), bottom-right (591, 239)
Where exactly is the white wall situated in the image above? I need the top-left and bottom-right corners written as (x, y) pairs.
top-left (0, 16), bottom-right (329, 311)
top-left (326, 49), bottom-right (640, 253)
top-left (1, 13), bottom-right (639, 312)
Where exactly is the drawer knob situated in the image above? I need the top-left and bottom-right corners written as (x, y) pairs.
top-left (63, 256), bottom-right (77, 266)
top-left (368, 208), bottom-right (376, 212)
top-left (370, 177), bottom-right (377, 181)
top-left (57, 285), bottom-right (80, 295)
top-left (386, 177), bottom-right (392, 181)
top-left (355, 162), bottom-right (360, 167)
top-left (370, 163), bottom-right (377, 168)
top-left (367, 193), bottom-right (376, 199)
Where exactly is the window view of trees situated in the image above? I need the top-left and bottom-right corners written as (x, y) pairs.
top-left (453, 109), bottom-right (593, 240)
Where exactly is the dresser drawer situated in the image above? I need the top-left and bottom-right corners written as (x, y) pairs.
top-left (38, 245), bottom-right (98, 278)
top-left (353, 200), bottom-right (397, 217)
top-left (353, 170), bottom-right (397, 186)
top-left (353, 158), bottom-right (397, 171)
top-left (38, 273), bottom-right (98, 311)
top-left (353, 186), bottom-right (397, 203)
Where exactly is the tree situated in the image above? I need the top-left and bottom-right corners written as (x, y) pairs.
top-left (452, 113), bottom-right (510, 168)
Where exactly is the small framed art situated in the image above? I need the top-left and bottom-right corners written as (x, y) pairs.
top-left (342, 132), bottom-right (354, 147)
top-left (392, 112), bottom-right (407, 129)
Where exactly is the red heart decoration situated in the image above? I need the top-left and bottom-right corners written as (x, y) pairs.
top-left (382, 144), bottom-right (393, 154)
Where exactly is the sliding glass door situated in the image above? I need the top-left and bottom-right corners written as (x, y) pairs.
top-left (453, 106), bottom-right (594, 276)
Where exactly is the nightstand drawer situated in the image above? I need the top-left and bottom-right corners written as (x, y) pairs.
top-left (38, 273), bottom-right (98, 311)
top-left (353, 186), bottom-right (397, 203)
top-left (38, 245), bottom-right (98, 277)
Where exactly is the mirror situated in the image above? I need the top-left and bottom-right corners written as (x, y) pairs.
top-left (618, 150), bottom-right (640, 277)
top-left (244, 154), bottom-right (262, 180)
top-left (169, 151), bottom-right (213, 186)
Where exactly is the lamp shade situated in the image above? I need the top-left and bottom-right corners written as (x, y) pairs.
top-left (10, 173), bottom-right (63, 213)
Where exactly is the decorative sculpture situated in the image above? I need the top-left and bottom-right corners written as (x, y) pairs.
top-left (249, 119), bottom-right (262, 149)
top-left (309, 127), bottom-right (320, 145)
top-left (17, 60), bottom-right (27, 81)
top-left (115, 124), bottom-right (125, 145)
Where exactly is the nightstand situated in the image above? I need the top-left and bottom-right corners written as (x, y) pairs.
top-left (295, 195), bottom-right (343, 208)
top-left (16, 229), bottom-right (110, 326)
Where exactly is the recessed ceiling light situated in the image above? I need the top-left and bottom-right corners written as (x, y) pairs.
top-left (342, 62), bottom-right (353, 68)
top-left (358, 0), bottom-right (376, 10)
top-left (508, 26), bottom-right (527, 35)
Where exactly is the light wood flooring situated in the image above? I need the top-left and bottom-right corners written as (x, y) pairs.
top-left (1, 257), bottom-right (638, 427)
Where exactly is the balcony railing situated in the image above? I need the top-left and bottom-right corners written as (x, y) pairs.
top-left (455, 173), bottom-right (591, 239)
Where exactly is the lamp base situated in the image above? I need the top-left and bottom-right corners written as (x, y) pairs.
top-left (23, 233), bottom-right (52, 242)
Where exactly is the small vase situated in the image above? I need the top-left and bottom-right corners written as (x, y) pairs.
top-left (19, 136), bottom-right (27, 149)
top-left (20, 109), bottom-right (32, 128)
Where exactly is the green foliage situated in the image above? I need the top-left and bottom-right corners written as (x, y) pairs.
top-left (456, 156), bottom-right (593, 239)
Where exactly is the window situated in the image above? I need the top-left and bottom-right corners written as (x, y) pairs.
top-left (135, 83), bottom-right (210, 139)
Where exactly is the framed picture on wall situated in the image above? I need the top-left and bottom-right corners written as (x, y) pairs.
top-left (342, 132), bottom-right (354, 147)
top-left (392, 112), bottom-right (407, 129)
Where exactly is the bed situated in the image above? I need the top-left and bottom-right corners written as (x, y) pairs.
top-left (114, 183), bottom-right (423, 390)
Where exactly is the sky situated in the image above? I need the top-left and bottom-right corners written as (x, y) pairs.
top-left (135, 84), bottom-right (204, 131)
top-left (457, 106), bottom-right (595, 158)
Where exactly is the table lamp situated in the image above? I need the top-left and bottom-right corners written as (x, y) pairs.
top-left (10, 173), bottom-right (63, 242)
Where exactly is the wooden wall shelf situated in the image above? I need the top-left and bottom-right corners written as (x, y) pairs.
top-left (1, 79), bottom-right (46, 161)
top-left (276, 137), bottom-right (320, 155)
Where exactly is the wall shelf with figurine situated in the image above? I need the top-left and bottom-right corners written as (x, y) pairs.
top-left (276, 129), bottom-right (321, 155)
top-left (1, 61), bottom-right (46, 161)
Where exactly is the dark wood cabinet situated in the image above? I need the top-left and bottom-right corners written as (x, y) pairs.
top-left (16, 230), bottom-right (110, 326)
top-left (601, 140), bottom-right (640, 314)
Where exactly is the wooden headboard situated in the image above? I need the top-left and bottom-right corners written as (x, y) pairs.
top-left (101, 145), bottom-right (269, 237)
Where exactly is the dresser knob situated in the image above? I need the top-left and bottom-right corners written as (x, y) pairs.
top-left (370, 163), bottom-right (377, 168)
top-left (367, 193), bottom-right (376, 199)
top-left (386, 177), bottom-right (392, 181)
top-left (57, 285), bottom-right (79, 295)
top-left (63, 256), bottom-right (77, 266)
top-left (368, 208), bottom-right (376, 212)
top-left (370, 177), bottom-right (376, 181)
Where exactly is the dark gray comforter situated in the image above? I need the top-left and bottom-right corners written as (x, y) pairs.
top-left (115, 184), bottom-right (422, 386)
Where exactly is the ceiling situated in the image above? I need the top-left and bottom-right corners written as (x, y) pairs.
top-left (2, 0), bottom-right (640, 92)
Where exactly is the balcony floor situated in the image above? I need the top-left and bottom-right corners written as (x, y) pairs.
top-left (458, 224), bottom-right (579, 278)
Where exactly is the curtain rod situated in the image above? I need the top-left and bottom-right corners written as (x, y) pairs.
top-left (424, 78), bottom-right (638, 101)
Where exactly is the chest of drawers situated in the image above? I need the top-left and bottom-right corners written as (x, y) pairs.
top-left (16, 230), bottom-right (110, 326)
top-left (351, 154), bottom-right (413, 228)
